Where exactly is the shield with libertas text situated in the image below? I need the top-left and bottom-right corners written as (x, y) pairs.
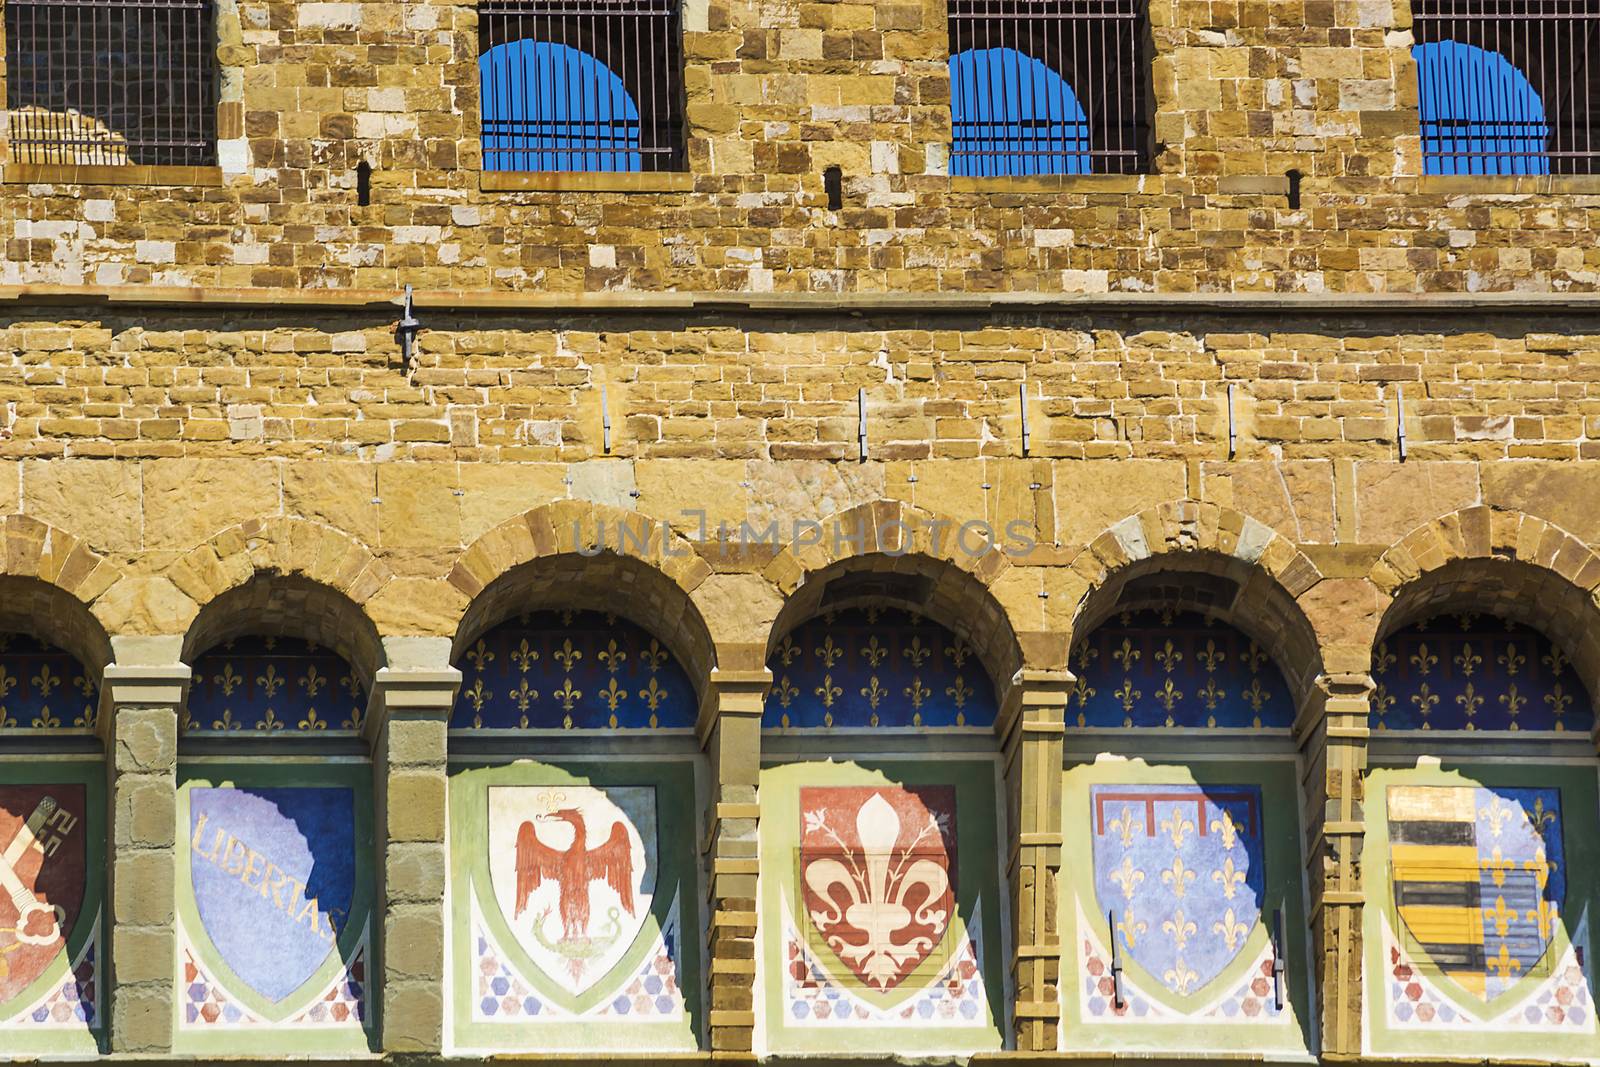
top-left (0, 785), bottom-right (86, 1004)
top-left (189, 787), bottom-right (354, 1003)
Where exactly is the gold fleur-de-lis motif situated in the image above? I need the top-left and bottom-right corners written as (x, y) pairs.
top-left (73, 672), bottom-right (94, 699)
top-left (341, 705), bottom-right (364, 731)
top-left (638, 677), bottom-right (665, 712)
top-left (1488, 943), bottom-right (1522, 981)
top-left (599, 677), bottom-right (627, 712)
top-left (859, 636), bottom-right (888, 667)
top-left (902, 636), bottom-right (932, 668)
top-left (1160, 810), bottom-right (1194, 848)
top-left (1527, 896), bottom-right (1559, 940)
top-left (1412, 682), bottom-right (1439, 727)
top-left (1109, 855), bottom-right (1145, 900)
top-left (1244, 642), bottom-right (1267, 673)
top-left (300, 664), bottom-right (326, 698)
top-left (1242, 678), bottom-right (1270, 718)
top-left (31, 665), bottom-right (58, 698)
top-left (859, 676), bottom-right (887, 710)
top-left (30, 706), bottom-right (59, 729)
top-left (553, 679), bottom-right (582, 712)
top-left (554, 639), bottom-right (582, 672)
top-left (1198, 639), bottom-right (1225, 673)
top-left (945, 639), bottom-right (971, 669)
top-left (1454, 642), bottom-right (1483, 678)
top-left (1163, 957), bottom-right (1199, 995)
top-left (1160, 856), bottom-right (1196, 899)
top-left (1479, 794), bottom-right (1514, 840)
top-left (466, 639), bottom-right (494, 672)
top-left (1075, 677), bottom-right (1097, 709)
top-left (1154, 639), bottom-right (1183, 674)
top-left (0, 707), bottom-right (13, 729)
top-left (510, 678), bottom-right (537, 713)
top-left (73, 704), bottom-right (96, 729)
top-left (814, 636), bottom-right (843, 669)
top-left (1481, 845), bottom-right (1515, 889)
top-left (1162, 908), bottom-right (1197, 951)
top-left (1116, 908), bottom-right (1147, 949)
top-left (1108, 806), bottom-right (1143, 848)
top-left (946, 675), bottom-right (972, 709)
top-left (1499, 643), bottom-right (1526, 676)
top-left (1456, 682), bottom-right (1483, 729)
top-left (1213, 907), bottom-right (1251, 952)
top-left (1113, 638), bottom-right (1141, 671)
top-left (511, 638), bottom-right (538, 673)
top-left (904, 676), bottom-right (931, 709)
top-left (1500, 683), bottom-right (1526, 728)
top-left (1546, 683), bottom-right (1573, 730)
top-left (211, 707), bottom-right (242, 731)
top-left (1374, 641), bottom-right (1397, 674)
top-left (1198, 677), bottom-right (1225, 716)
top-left (214, 663), bottom-right (243, 697)
top-left (1484, 894), bottom-right (1517, 938)
top-left (257, 664), bottom-right (284, 698)
top-left (463, 677), bottom-right (489, 713)
top-left (1114, 679), bottom-right (1141, 717)
top-left (257, 708), bottom-right (284, 732)
top-left (340, 672), bottom-right (361, 701)
top-left (1373, 682), bottom-right (1395, 729)
top-left (775, 635), bottom-right (801, 667)
top-left (774, 675), bottom-right (799, 708)
top-left (641, 638), bottom-right (668, 672)
top-left (1154, 678), bottom-right (1183, 723)
top-left (815, 673), bottom-right (842, 708)
top-left (1073, 643), bottom-right (1099, 673)
top-left (1409, 643), bottom-right (1438, 677)
top-left (0, 668), bottom-right (16, 701)
top-left (598, 640), bottom-right (627, 674)
top-left (298, 708), bottom-right (327, 731)
top-left (1212, 856), bottom-right (1247, 900)
top-left (1210, 808), bottom-right (1239, 852)
top-left (1530, 795), bottom-right (1558, 836)
top-left (1543, 644), bottom-right (1571, 677)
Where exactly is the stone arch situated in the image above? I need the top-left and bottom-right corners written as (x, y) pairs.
top-left (450, 503), bottom-right (718, 700)
top-left (763, 502), bottom-right (1026, 711)
top-left (0, 514), bottom-right (119, 675)
top-left (166, 517), bottom-right (391, 617)
top-left (1370, 505), bottom-right (1600, 704)
top-left (1063, 501), bottom-right (1326, 717)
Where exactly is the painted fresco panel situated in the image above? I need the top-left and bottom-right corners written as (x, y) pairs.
top-left (175, 763), bottom-right (374, 1054)
top-left (0, 762), bottom-right (103, 1057)
top-left (1060, 760), bottom-right (1310, 1055)
top-left (1364, 764), bottom-right (1600, 1058)
top-left (757, 760), bottom-right (1004, 1055)
top-left (447, 758), bottom-right (703, 1053)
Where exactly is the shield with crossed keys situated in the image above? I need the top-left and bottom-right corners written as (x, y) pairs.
top-left (0, 785), bottom-right (86, 1004)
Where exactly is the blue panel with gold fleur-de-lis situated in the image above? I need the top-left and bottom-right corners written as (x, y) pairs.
top-left (1371, 614), bottom-right (1594, 732)
top-left (451, 610), bottom-right (695, 730)
top-left (1070, 608), bottom-right (1295, 729)
top-left (763, 607), bottom-right (996, 729)
top-left (0, 633), bottom-right (99, 731)
top-left (187, 637), bottom-right (367, 734)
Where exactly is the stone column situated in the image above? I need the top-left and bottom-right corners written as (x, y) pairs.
top-left (998, 668), bottom-right (1073, 1053)
top-left (366, 664), bottom-right (460, 1055)
top-left (100, 661), bottom-right (191, 1055)
top-left (1299, 671), bottom-right (1372, 1057)
top-left (698, 666), bottom-right (769, 1053)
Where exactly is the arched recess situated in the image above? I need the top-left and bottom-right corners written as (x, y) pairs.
top-left (443, 546), bottom-right (712, 1051)
top-left (1414, 40), bottom-right (1550, 175)
top-left (1360, 507), bottom-right (1600, 1058)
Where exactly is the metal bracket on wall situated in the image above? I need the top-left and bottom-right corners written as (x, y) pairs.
top-left (395, 284), bottom-right (421, 376)
top-left (1396, 383), bottom-right (1407, 461)
top-left (601, 385), bottom-right (612, 454)
top-left (1020, 382), bottom-right (1031, 456)
top-left (1271, 907), bottom-right (1286, 1011)
top-left (1227, 382), bottom-right (1237, 459)
top-left (857, 387), bottom-right (867, 461)
top-left (1108, 909), bottom-right (1126, 1010)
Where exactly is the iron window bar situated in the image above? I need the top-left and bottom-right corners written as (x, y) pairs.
top-left (5, 0), bottom-right (216, 167)
top-left (478, 0), bottom-right (686, 173)
top-left (948, 0), bottom-right (1152, 176)
top-left (1413, 0), bottom-right (1600, 174)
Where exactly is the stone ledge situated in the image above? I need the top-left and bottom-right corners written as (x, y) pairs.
top-left (950, 174), bottom-right (1146, 194)
top-left (3, 163), bottom-right (225, 187)
top-left (1417, 173), bottom-right (1600, 195)
top-left (480, 170), bottom-right (695, 193)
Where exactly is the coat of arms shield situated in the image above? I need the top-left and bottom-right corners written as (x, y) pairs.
top-left (1387, 785), bottom-right (1565, 1004)
top-left (486, 785), bottom-right (656, 997)
top-left (797, 785), bottom-right (956, 991)
top-left (0, 785), bottom-right (85, 1004)
top-left (1091, 784), bottom-right (1265, 998)
top-left (188, 787), bottom-right (355, 1004)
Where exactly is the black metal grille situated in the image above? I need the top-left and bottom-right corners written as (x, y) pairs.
top-left (5, 0), bottom-right (216, 167)
top-left (478, 0), bottom-right (685, 173)
top-left (1414, 0), bottom-right (1600, 174)
top-left (947, 0), bottom-right (1150, 176)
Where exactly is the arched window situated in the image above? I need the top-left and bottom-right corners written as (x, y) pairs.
top-left (478, 1), bottom-right (686, 173)
top-left (1059, 601), bottom-right (1312, 1056)
top-left (1414, 41), bottom-right (1550, 175)
top-left (447, 608), bottom-right (704, 1051)
top-left (947, 1), bottom-right (1150, 175)
top-left (758, 605), bottom-right (1007, 1055)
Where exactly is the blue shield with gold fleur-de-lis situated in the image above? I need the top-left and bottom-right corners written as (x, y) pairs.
top-left (1091, 784), bottom-right (1266, 998)
top-left (1387, 785), bottom-right (1565, 1003)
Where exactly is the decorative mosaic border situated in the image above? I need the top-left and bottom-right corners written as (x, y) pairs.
top-left (177, 917), bottom-right (367, 1030)
top-left (2, 911), bottom-right (99, 1030)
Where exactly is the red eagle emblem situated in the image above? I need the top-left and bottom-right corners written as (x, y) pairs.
top-left (514, 808), bottom-right (635, 940)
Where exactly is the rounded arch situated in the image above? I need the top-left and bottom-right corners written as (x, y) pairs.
top-left (1414, 40), bottom-right (1550, 176)
top-left (949, 46), bottom-right (1091, 176)
top-left (1064, 502), bottom-right (1326, 717)
top-left (479, 39), bottom-right (644, 172)
top-left (1370, 506), bottom-right (1600, 710)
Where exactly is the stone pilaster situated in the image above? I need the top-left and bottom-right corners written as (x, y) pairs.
top-left (998, 668), bottom-right (1073, 1053)
top-left (1299, 671), bottom-right (1373, 1057)
top-left (366, 666), bottom-right (459, 1054)
top-left (698, 666), bottom-right (769, 1053)
top-left (99, 662), bottom-right (191, 1055)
